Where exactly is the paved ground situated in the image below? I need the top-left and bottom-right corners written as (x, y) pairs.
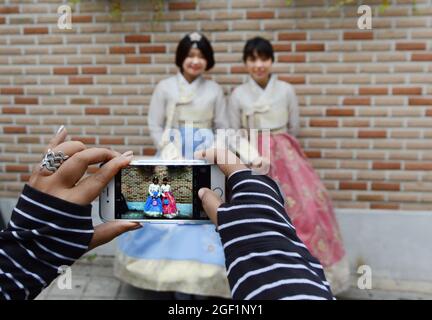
top-left (35, 255), bottom-right (429, 300)
top-left (35, 255), bottom-right (177, 300)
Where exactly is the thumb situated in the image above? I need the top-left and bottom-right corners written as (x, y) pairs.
top-left (88, 221), bottom-right (142, 251)
top-left (198, 188), bottom-right (223, 225)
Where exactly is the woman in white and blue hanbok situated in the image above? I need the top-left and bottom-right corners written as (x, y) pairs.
top-left (115, 33), bottom-right (231, 298)
top-left (143, 178), bottom-right (162, 217)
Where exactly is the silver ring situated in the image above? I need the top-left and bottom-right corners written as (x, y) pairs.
top-left (40, 149), bottom-right (69, 172)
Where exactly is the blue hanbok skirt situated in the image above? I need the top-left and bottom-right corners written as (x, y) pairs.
top-left (115, 127), bottom-right (230, 297)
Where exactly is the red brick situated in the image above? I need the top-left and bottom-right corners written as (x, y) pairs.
top-left (143, 148), bottom-right (157, 156)
top-left (278, 55), bottom-right (305, 63)
top-left (396, 42), bottom-right (426, 51)
top-left (359, 87), bottom-right (388, 95)
top-left (310, 119), bottom-right (338, 127)
top-left (3, 126), bottom-right (26, 134)
top-left (2, 107), bottom-right (26, 114)
top-left (124, 35), bottom-right (151, 43)
top-left (168, 2), bottom-right (196, 10)
top-left (85, 107), bottom-right (110, 115)
top-left (71, 98), bottom-right (93, 105)
top-left (69, 77), bottom-right (93, 85)
top-left (279, 75), bottom-right (305, 84)
top-left (125, 55), bottom-right (151, 64)
top-left (343, 97), bottom-right (370, 106)
top-left (15, 97), bottom-right (38, 104)
top-left (305, 151), bottom-right (321, 158)
top-left (372, 183), bottom-right (400, 191)
top-left (0, 87), bottom-right (23, 95)
top-left (71, 137), bottom-right (96, 145)
top-left (296, 43), bottom-right (324, 52)
top-left (326, 109), bottom-right (354, 117)
top-left (54, 67), bottom-right (78, 75)
top-left (426, 109), bottom-right (432, 117)
top-left (371, 203), bottom-right (399, 210)
top-left (100, 137), bottom-right (124, 145)
top-left (109, 46), bottom-right (136, 54)
top-left (358, 130), bottom-right (387, 139)
top-left (6, 165), bottom-right (28, 173)
top-left (405, 163), bottom-right (432, 171)
top-left (247, 11), bottom-right (274, 19)
top-left (372, 162), bottom-right (401, 170)
top-left (231, 66), bottom-right (247, 74)
top-left (0, 6), bottom-right (19, 14)
top-left (412, 54), bottom-right (432, 61)
top-left (279, 32), bottom-right (306, 41)
top-left (392, 87), bottom-right (422, 95)
top-left (18, 137), bottom-right (39, 144)
top-left (344, 32), bottom-right (373, 40)
top-left (0, 17), bottom-right (5, 24)
top-left (71, 15), bottom-right (92, 23)
top-left (82, 67), bottom-right (107, 74)
top-left (24, 27), bottom-right (48, 35)
top-left (273, 44), bottom-right (292, 52)
top-left (357, 194), bottom-right (385, 202)
top-left (139, 46), bottom-right (166, 54)
top-left (409, 98), bottom-right (432, 106)
top-left (340, 182), bottom-right (367, 190)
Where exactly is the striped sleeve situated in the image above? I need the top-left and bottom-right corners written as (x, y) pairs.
top-left (0, 184), bottom-right (94, 300)
top-left (217, 170), bottom-right (334, 300)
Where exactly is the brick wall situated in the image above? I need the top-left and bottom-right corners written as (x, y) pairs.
top-left (121, 165), bottom-right (192, 202)
top-left (0, 0), bottom-right (432, 211)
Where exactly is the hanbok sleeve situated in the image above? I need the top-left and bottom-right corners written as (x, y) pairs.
top-left (213, 85), bottom-right (229, 130)
top-left (228, 90), bottom-right (242, 130)
top-left (148, 82), bottom-right (167, 148)
top-left (226, 90), bottom-right (261, 165)
top-left (287, 85), bottom-right (300, 137)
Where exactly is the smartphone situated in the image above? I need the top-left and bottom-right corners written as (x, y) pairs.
top-left (99, 159), bottom-right (225, 224)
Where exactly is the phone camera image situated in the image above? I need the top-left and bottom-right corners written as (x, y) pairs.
top-left (115, 165), bottom-right (209, 221)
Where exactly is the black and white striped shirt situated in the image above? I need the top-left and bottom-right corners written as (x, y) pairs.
top-left (0, 185), bottom-right (93, 300)
top-left (0, 171), bottom-right (333, 300)
top-left (217, 169), bottom-right (334, 300)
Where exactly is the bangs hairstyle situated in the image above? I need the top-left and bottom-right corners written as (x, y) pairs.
top-left (243, 37), bottom-right (274, 63)
top-left (175, 33), bottom-right (215, 71)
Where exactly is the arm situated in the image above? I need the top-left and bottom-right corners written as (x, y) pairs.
top-left (0, 186), bottom-right (93, 300)
top-left (213, 85), bottom-right (229, 130)
top-left (226, 92), bottom-right (261, 165)
top-left (0, 128), bottom-right (140, 300)
top-left (148, 82), bottom-right (167, 148)
top-left (287, 85), bottom-right (300, 137)
top-left (196, 148), bottom-right (333, 300)
top-left (227, 91), bottom-right (242, 130)
top-left (217, 170), bottom-right (333, 300)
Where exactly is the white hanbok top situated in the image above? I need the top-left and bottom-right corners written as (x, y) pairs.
top-left (148, 72), bottom-right (228, 148)
top-left (160, 184), bottom-right (171, 193)
top-left (228, 74), bottom-right (299, 136)
top-left (148, 183), bottom-right (161, 197)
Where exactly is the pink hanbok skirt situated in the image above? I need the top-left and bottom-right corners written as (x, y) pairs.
top-left (258, 132), bottom-right (349, 294)
top-left (162, 191), bottom-right (178, 217)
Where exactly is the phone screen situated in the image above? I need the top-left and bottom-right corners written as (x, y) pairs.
top-left (114, 165), bottom-right (211, 220)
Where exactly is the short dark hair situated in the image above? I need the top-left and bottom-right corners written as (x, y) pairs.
top-left (162, 177), bottom-right (168, 183)
top-left (152, 176), bottom-right (159, 184)
top-left (175, 33), bottom-right (215, 71)
top-left (243, 37), bottom-right (274, 63)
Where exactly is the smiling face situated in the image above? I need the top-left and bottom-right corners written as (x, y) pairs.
top-left (182, 47), bottom-right (207, 81)
top-left (245, 52), bottom-right (273, 86)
